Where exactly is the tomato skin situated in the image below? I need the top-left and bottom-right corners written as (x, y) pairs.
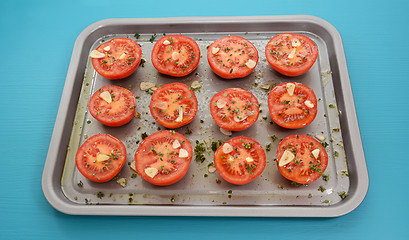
top-left (88, 85), bottom-right (136, 127)
top-left (276, 135), bottom-right (328, 184)
top-left (214, 136), bottom-right (266, 185)
top-left (150, 83), bottom-right (198, 129)
top-left (267, 82), bottom-right (317, 129)
top-left (91, 38), bottom-right (142, 80)
top-left (207, 36), bottom-right (259, 79)
top-left (134, 130), bottom-right (193, 186)
top-left (151, 35), bottom-right (200, 77)
top-left (265, 33), bottom-right (318, 77)
top-left (75, 134), bottom-right (127, 183)
top-left (209, 88), bottom-right (259, 131)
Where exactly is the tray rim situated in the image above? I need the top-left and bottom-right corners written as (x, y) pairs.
top-left (42, 15), bottom-right (369, 217)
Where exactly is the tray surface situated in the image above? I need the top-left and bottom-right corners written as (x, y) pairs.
top-left (42, 15), bottom-right (368, 217)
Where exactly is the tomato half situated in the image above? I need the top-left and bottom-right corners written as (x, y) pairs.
top-left (265, 33), bottom-right (318, 77)
top-left (88, 85), bottom-right (136, 127)
top-left (207, 36), bottom-right (259, 79)
top-left (276, 135), bottom-right (328, 184)
top-left (151, 35), bottom-right (200, 77)
top-left (150, 82), bottom-right (198, 129)
top-left (214, 136), bottom-right (266, 185)
top-left (134, 130), bottom-right (193, 186)
top-left (209, 88), bottom-right (259, 131)
top-left (75, 134), bottom-right (127, 183)
top-left (267, 82), bottom-right (317, 129)
top-left (91, 37), bottom-right (142, 80)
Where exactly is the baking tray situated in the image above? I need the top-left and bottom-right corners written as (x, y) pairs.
top-left (42, 15), bottom-right (368, 217)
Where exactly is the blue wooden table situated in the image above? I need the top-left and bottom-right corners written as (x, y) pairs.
top-left (1, 0), bottom-right (408, 239)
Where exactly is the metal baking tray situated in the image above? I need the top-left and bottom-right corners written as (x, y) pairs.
top-left (42, 15), bottom-right (368, 217)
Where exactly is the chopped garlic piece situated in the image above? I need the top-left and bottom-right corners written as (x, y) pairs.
top-left (216, 99), bottom-right (227, 108)
top-left (234, 115), bottom-right (247, 122)
top-left (99, 91), bottom-right (112, 104)
top-left (220, 128), bottom-right (232, 136)
top-left (279, 150), bottom-right (295, 167)
top-left (119, 52), bottom-right (127, 60)
top-left (315, 135), bottom-right (326, 142)
top-left (208, 165), bottom-right (216, 173)
top-left (212, 47), bottom-right (220, 54)
top-left (305, 100), bottom-right (314, 108)
top-left (140, 82), bottom-right (156, 91)
top-left (90, 50), bottom-right (105, 58)
top-left (163, 40), bottom-right (171, 45)
top-left (191, 80), bottom-right (201, 89)
top-left (245, 59), bottom-right (257, 69)
top-left (222, 143), bottom-right (233, 154)
top-left (179, 148), bottom-right (188, 158)
top-left (116, 177), bottom-right (127, 188)
top-left (173, 140), bottom-right (181, 149)
top-left (103, 46), bottom-right (110, 51)
top-left (175, 106), bottom-right (184, 122)
top-left (96, 153), bottom-right (109, 162)
top-left (145, 167), bottom-right (158, 178)
top-left (312, 149), bottom-right (320, 159)
top-left (286, 83), bottom-right (295, 96)
top-left (172, 51), bottom-right (179, 60)
top-left (129, 161), bottom-right (136, 172)
top-left (260, 85), bottom-right (271, 91)
top-left (246, 157), bottom-right (254, 163)
top-left (154, 101), bottom-right (168, 110)
top-left (292, 39), bottom-right (301, 47)
top-left (288, 48), bottom-right (296, 59)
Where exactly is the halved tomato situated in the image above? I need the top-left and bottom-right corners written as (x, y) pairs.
top-left (151, 35), bottom-right (200, 77)
top-left (88, 85), bottom-right (136, 127)
top-left (75, 134), bottom-right (127, 183)
top-left (209, 88), bottom-right (259, 131)
top-left (265, 33), bottom-right (318, 77)
top-left (276, 135), bottom-right (328, 184)
top-left (150, 82), bottom-right (198, 129)
top-left (91, 37), bottom-right (142, 80)
top-left (267, 82), bottom-right (317, 129)
top-left (207, 36), bottom-right (258, 79)
top-left (134, 130), bottom-right (193, 186)
top-left (214, 136), bottom-right (266, 185)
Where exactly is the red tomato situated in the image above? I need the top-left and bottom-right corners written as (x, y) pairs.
top-left (207, 36), bottom-right (258, 79)
top-left (267, 82), bottom-right (317, 129)
top-left (209, 88), bottom-right (259, 131)
top-left (150, 83), bottom-right (198, 129)
top-left (276, 135), bottom-right (328, 184)
top-left (75, 134), bottom-right (127, 183)
top-left (134, 130), bottom-right (193, 186)
top-left (88, 85), bottom-right (136, 127)
top-left (91, 37), bottom-right (142, 80)
top-left (151, 35), bottom-right (200, 77)
top-left (265, 33), bottom-right (318, 77)
top-left (214, 136), bottom-right (266, 185)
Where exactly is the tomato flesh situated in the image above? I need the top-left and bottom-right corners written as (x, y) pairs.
top-left (150, 83), bottom-right (198, 129)
top-left (210, 88), bottom-right (259, 131)
top-left (268, 82), bottom-right (317, 129)
top-left (91, 38), bottom-right (142, 80)
top-left (134, 130), bottom-right (193, 186)
top-left (75, 134), bottom-right (127, 183)
top-left (151, 35), bottom-right (200, 77)
top-left (265, 33), bottom-right (318, 77)
top-left (276, 135), bottom-right (328, 184)
top-left (214, 136), bottom-right (266, 185)
top-left (207, 36), bottom-right (258, 79)
top-left (88, 85), bottom-right (136, 127)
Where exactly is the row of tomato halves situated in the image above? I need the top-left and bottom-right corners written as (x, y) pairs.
top-left (76, 33), bottom-right (326, 186)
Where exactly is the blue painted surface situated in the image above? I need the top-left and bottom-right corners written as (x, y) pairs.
top-left (1, 0), bottom-right (408, 239)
